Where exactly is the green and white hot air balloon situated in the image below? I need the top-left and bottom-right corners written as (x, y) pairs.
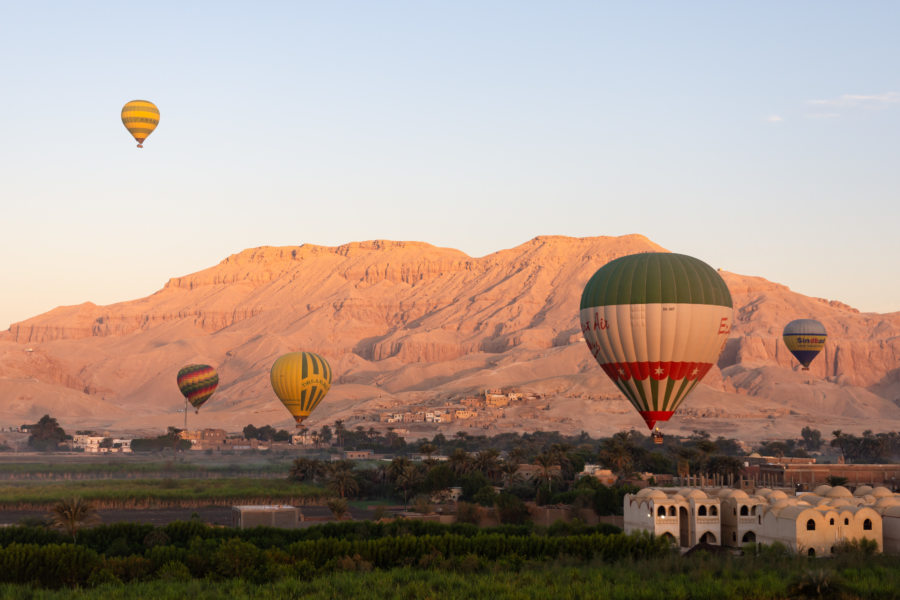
top-left (580, 253), bottom-right (733, 431)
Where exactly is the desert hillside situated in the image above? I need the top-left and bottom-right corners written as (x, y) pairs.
top-left (1, 235), bottom-right (898, 442)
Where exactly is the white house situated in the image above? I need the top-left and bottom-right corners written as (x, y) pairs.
top-left (626, 484), bottom-right (898, 555)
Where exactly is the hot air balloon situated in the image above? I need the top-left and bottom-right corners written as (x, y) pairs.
top-left (580, 253), bottom-right (733, 434)
top-left (782, 319), bottom-right (827, 370)
top-left (176, 364), bottom-right (219, 414)
top-left (121, 100), bottom-right (159, 148)
top-left (270, 352), bottom-right (332, 427)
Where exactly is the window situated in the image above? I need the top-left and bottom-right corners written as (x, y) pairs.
top-left (658, 506), bottom-right (666, 517)
top-left (808, 548), bottom-right (815, 557)
top-left (698, 505), bottom-right (707, 516)
top-left (829, 518), bottom-right (834, 525)
top-left (844, 518), bottom-right (849, 526)
top-left (710, 506), bottom-right (718, 516)
top-left (864, 519), bottom-right (873, 531)
top-left (751, 505), bottom-right (757, 516)
top-left (806, 519), bottom-right (816, 531)
top-left (732, 532), bottom-right (737, 541)
top-left (740, 506), bottom-right (749, 516)
top-left (668, 506), bottom-right (676, 516)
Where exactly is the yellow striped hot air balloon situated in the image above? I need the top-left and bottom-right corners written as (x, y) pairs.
top-left (121, 100), bottom-right (159, 148)
top-left (270, 352), bottom-right (332, 427)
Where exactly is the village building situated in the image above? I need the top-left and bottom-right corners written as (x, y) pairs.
top-left (231, 505), bottom-right (300, 529)
top-left (71, 434), bottom-right (106, 453)
top-left (340, 450), bottom-right (373, 460)
top-left (179, 428), bottom-right (227, 450)
top-left (578, 464), bottom-right (616, 486)
top-left (625, 484), bottom-right (900, 556)
top-left (742, 456), bottom-right (900, 490)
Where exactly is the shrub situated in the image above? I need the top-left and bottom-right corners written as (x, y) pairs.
top-left (327, 498), bottom-right (349, 520)
top-left (494, 493), bottom-right (529, 525)
top-left (790, 568), bottom-right (847, 599)
top-left (143, 528), bottom-right (170, 549)
top-left (103, 554), bottom-right (154, 582)
top-left (86, 567), bottom-right (121, 587)
top-left (156, 560), bottom-right (192, 582)
top-left (472, 486), bottom-right (498, 507)
top-left (455, 502), bottom-right (481, 525)
top-left (215, 538), bottom-right (262, 579)
top-left (412, 495), bottom-right (434, 515)
top-left (832, 538), bottom-right (878, 557)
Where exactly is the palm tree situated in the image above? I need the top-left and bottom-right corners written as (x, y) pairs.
top-left (507, 445), bottom-right (529, 465)
top-left (448, 448), bottom-right (473, 477)
top-left (386, 456), bottom-right (412, 484)
top-left (289, 457), bottom-right (324, 483)
top-left (395, 464), bottom-right (424, 506)
top-left (533, 452), bottom-right (561, 492)
top-left (327, 497), bottom-right (349, 520)
top-left (500, 461), bottom-right (522, 487)
top-left (599, 434), bottom-right (634, 480)
top-left (473, 449), bottom-right (502, 482)
top-left (326, 462), bottom-right (360, 499)
top-left (419, 442), bottom-right (438, 463)
top-left (49, 497), bottom-right (99, 543)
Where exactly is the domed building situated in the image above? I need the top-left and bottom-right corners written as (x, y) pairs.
top-left (624, 488), bottom-right (721, 547)
top-left (625, 485), bottom-right (897, 555)
top-left (719, 489), bottom-right (765, 546)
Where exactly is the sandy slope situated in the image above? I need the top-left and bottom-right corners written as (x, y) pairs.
top-left (1, 235), bottom-right (898, 442)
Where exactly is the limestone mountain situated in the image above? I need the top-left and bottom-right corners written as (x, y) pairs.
top-left (1, 235), bottom-right (898, 441)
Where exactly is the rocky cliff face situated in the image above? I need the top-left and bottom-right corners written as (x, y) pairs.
top-left (1, 234), bottom-right (898, 438)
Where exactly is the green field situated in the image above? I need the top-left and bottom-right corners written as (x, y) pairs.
top-left (0, 477), bottom-right (325, 508)
top-left (0, 555), bottom-right (896, 599)
top-left (0, 520), bottom-right (894, 598)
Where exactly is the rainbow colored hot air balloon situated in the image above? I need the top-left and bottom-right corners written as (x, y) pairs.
top-left (783, 319), bottom-right (827, 370)
top-left (176, 364), bottom-right (219, 413)
top-left (121, 100), bottom-right (159, 148)
top-left (580, 253), bottom-right (733, 430)
top-left (270, 352), bottom-right (332, 427)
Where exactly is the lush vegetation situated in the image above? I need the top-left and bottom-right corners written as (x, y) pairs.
top-left (0, 460), bottom-right (291, 478)
top-left (0, 479), bottom-right (325, 509)
top-left (0, 521), bottom-right (896, 598)
top-left (25, 415), bottom-right (70, 451)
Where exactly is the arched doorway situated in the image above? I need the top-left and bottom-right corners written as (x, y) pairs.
top-left (700, 531), bottom-right (717, 544)
top-left (679, 506), bottom-right (690, 547)
top-left (660, 532), bottom-right (676, 546)
top-left (742, 531), bottom-right (756, 543)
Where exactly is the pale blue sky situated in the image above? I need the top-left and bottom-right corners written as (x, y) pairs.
top-left (2, 1), bottom-right (898, 329)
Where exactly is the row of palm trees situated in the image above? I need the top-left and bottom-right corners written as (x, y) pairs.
top-left (288, 442), bottom-right (588, 506)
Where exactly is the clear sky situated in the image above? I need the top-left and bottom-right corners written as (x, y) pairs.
top-left (2, 1), bottom-right (898, 329)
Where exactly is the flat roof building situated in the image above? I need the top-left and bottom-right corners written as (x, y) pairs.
top-left (231, 505), bottom-right (300, 529)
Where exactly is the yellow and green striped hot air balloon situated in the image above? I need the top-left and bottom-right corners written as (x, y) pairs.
top-left (782, 319), bottom-right (827, 370)
top-left (580, 253), bottom-right (733, 431)
top-left (121, 100), bottom-right (159, 148)
top-left (270, 352), bottom-right (332, 427)
top-left (176, 364), bottom-right (219, 413)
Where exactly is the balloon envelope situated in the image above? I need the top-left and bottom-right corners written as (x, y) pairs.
top-left (270, 352), bottom-right (332, 426)
top-left (121, 100), bottom-right (159, 147)
top-left (176, 364), bottom-right (219, 412)
top-left (580, 253), bottom-right (733, 430)
top-left (782, 319), bottom-right (827, 369)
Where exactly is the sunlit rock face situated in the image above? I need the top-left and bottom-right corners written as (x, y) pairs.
top-left (1, 234), bottom-right (898, 438)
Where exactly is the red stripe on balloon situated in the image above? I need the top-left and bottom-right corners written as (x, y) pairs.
top-left (598, 362), bottom-right (713, 382)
